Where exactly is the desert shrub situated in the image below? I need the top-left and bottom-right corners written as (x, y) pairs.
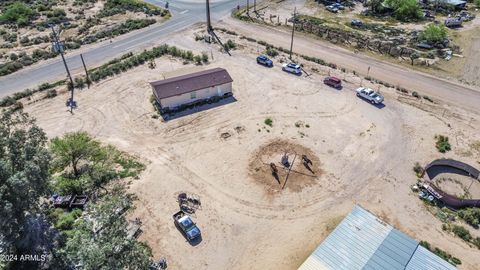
top-left (476, 0), bottom-right (480, 7)
top-left (452, 225), bottom-right (471, 241)
top-left (193, 55), bottom-right (202, 65)
top-left (413, 162), bottom-right (424, 177)
top-left (412, 91), bottom-right (419, 98)
top-left (46, 89), bottom-right (57, 99)
top-left (423, 95), bottom-right (433, 103)
top-left (225, 39), bottom-right (237, 50)
top-left (264, 118), bottom-right (273, 127)
top-left (419, 24), bottom-right (448, 44)
top-left (201, 52), bottom-right (208, 63)
top-left (435, 135), bottom-right (451, 153)
top-left (457, 208), bottom-right (480, 228)
top-left (9, 53), bottom-right (18, 61)
top-left (266, 47), bottom-right (279, 57)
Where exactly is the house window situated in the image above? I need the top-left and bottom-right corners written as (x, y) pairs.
top-left (190, 91), bottom-right (196, 99)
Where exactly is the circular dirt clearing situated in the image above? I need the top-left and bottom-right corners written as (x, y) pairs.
top-left (249, 139), bottom-right (322, 193)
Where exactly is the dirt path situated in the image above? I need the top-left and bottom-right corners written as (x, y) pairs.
top-left (222, 17), bottom-right (480, 114)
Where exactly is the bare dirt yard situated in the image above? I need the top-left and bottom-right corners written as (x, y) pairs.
top-left (23, 25), bottom-right (480, 269)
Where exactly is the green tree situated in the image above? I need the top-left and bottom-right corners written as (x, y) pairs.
top-left (385, 0), bottom-right (422, 21)
top-left (50, 132), bottom-right (117, 194)
top-left (419, 24), bottom-right (448, 44)
top-left (0, 111), bottom-right (52, 268)
top-left (476, 0), bottom-right (480, 7)
top-left (62, 185), bottom-right (153, 269)
top-left (0, 2), bottom-right (35, 26)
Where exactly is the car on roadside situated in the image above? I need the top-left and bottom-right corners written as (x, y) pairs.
top-left (282, 63), bottom-right (302, 75)
top-left (256, 55), bottom-right (273, 67)
top-left (356, 87), bottom-right (384, 104)
top-left (323, 76), bottom-right (342, 89)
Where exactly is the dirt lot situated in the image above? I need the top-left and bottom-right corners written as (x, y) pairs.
top-left (23, 25), bottom-right (480, 269)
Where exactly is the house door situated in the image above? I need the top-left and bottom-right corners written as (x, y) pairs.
top-left (217, 86), bottom-right (222, 96)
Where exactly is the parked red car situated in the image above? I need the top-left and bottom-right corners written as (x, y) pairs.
top-left (323, 76), bottom-right (342, 89)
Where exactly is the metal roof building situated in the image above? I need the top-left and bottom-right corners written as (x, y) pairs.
top-left (298, 206), bottom-right (456, 270)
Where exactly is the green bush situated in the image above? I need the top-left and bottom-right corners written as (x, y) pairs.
top-left (0, 2), bottom-right (35, 26)
top-left (264, 118), bottom-right (273, 127)
top-left (452, 225), bottom-right (472, 241)
top-left (266, 47), bottom-right (279, 57)
top-left (201, 52), bottom-right (209, 63)
top-left (419, 24), bottom-right (448, 44)
top-left (458, 208), bottom-right (480, 228)
top-left (413, 162), bottom-right (424, 177)
top-left (225, 39), bottom-right (237, 50)
top-left (476, 0), bottom-right (480, 7)
top-left (435, 135), bottom-right (451, 153)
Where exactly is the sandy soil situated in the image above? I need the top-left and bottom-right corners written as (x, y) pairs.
top-left (22, 25), bottom-right (480, 269)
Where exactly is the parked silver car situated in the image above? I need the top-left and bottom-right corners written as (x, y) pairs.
top-left (282, 63), bottom-right (302, 75)
top-left (356, 87), bottom-right (384, 104)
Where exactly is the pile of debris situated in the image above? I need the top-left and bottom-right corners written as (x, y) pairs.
top-left (52, 194), bottom-right (88, 210)
top-left (177, 192), bottom-right (202, 214)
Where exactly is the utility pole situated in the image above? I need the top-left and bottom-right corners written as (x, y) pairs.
top-left (80, 54), bottom-right (90, 89)
top-left (289, 7), bottom-right (296, 60)
top-left (206, 0), bottom-right (212, 33)
top-left (254, 0), bottom-right (256, 13)
top-left (247, 0), bottom-right (250, 15)
top-left (51, 25), bottom-right (76, 113)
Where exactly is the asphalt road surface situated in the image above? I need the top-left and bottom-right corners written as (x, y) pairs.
top-left (0, 0), bottom-right (238, 97)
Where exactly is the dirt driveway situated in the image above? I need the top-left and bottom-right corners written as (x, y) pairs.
top-left (24, 26), bottom-right (480, 269)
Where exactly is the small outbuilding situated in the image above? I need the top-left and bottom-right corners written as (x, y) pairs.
top-left (150, 68), bottom-right (233, 110)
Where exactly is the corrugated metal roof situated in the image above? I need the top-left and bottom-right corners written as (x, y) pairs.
top-left (406, 246), bottom-right (456, 270)
top-left (298, 206), bottom-right (456, 270)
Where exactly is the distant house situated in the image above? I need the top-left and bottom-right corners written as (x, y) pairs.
top-left (150, 68), bottom-right (233, 110)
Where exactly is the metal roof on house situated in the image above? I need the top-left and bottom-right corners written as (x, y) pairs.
top-left (150, 68), bottom-right (233, 99)
top-left (298, 206), bottom-right (456, 270)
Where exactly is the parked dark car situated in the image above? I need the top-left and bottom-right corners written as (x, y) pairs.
top-left (323, 76), bottom-right (342, 89)
top-left (256, 55), bottom-right (273, 67)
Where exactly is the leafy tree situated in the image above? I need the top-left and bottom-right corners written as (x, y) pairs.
top-left (419, 24), bottom-right (448, 44)
top-left (50, 132), bottom-right (117, 194)
top-left (50, 132), bottom-right (143, 195)
top-left (61, 185), bottom-right (153, 269)
top-left (385, 0), bottom-right (422, 21)
top-left (0, 2), bottom-right (35, 26)
top-left (0, 111), bottom-right (53, 268)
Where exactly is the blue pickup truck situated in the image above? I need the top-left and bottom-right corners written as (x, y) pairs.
top-left (173, 211), bottom-right (201, 242)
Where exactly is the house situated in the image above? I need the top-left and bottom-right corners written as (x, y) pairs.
top-left (298, 205), bottom-right (456, 270)
top-left (150, 68), bottom-right (233, 110)
top-left (439, 0), bottom-right (467, 9)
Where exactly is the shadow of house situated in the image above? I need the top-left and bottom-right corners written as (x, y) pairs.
top-left (150, 68), bottom-right (234, 120)
top-left (160, 95), bottom-right (237, 121)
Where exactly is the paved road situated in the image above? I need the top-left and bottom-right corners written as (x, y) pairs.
top-left (225, 19), bottom-right (480, 114)
top-left (0, 0), bottom-right (238, 97)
